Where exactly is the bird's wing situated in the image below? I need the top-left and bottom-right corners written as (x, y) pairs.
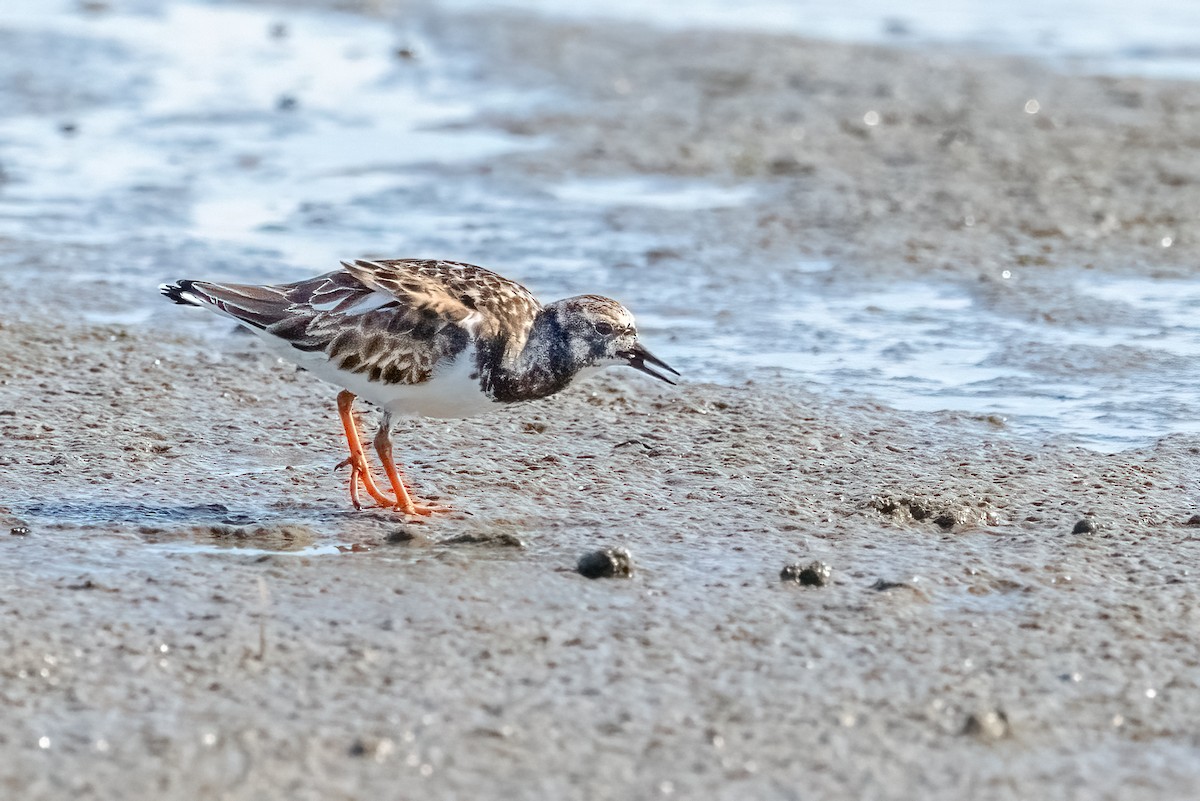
top-left (177, 260), bottom-right (540, 386)
top-left (340, 259), bottom-right (542, 343)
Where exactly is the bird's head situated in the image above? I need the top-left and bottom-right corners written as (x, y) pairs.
top-left (547, 295), bottom-right (679, 384)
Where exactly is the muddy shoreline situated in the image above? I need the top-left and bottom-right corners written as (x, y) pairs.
top-left (3, 2), bottom-right (1200, 798)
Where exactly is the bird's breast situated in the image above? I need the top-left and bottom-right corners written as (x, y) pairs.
top-left (380, 345), bottom-right (498, 419)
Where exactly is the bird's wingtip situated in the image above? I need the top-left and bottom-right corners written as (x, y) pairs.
top-left (160, 279), bottom-right (202, 306)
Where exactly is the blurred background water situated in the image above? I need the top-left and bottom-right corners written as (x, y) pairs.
top-left (444, 0), bottom-right (1200, 79)
top-left (2, 0), bottom-right (1199, 452)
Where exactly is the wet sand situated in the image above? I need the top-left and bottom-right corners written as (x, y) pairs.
top-left (3, 2), bottom-right (1200, 798)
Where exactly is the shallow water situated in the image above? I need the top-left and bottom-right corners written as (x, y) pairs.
top-left (0, 0), bottom-right (526, 263)
top-left (550, 177), bottom-right (757, 210)
top-left (667, 273), bottom-right (1200, 451)
top-left (3, 0), bottom-right (1199, 453)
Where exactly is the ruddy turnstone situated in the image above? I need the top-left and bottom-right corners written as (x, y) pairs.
top-left (160, 259), bottom-right (678, 515)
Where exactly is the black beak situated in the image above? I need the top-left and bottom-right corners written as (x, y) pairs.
top-left (619, 342), bottom-right (680, 385)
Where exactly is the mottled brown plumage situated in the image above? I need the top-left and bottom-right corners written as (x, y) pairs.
top-left (179, 259), bottom-right (541, 387)
top-left (161, 258), bottom-right (677, 515)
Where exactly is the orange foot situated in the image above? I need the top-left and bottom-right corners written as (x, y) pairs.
top-left (337, 391), bottom-right (451, 516)
top-left (336, 391), bottom-right (397, 510)
top-left (372, 413), bottom-right (450, 516)
top-left (335, 454), bottom-right (394, 511)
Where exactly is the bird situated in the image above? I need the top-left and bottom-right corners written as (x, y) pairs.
top-left (160, 258), bottom-right (678, 515)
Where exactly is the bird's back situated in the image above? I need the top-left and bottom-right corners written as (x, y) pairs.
top-left (163, 259), bottom-right (542, 393)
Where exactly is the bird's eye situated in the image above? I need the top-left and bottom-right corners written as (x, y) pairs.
top-left (594, 322), bottom-right (614, 336)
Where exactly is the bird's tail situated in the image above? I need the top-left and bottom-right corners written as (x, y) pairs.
top-left (158, 278), bottom-right (294, 332)
top-left (159, 280), bottom-right (204, 306)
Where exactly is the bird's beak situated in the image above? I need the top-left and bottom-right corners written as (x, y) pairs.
top-left (619, 342), bottom-right (680, 385)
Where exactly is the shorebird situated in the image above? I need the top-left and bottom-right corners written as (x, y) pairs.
top-left (160, 259), bottom-right (678, 515)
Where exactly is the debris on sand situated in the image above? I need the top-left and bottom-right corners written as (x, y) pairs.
top-left (962, 709), bottom-right (1011, 741)
top-left (780, 560), bottom-right (832, 587)
top-left (442, 532), bottom-right (526, 548)
top-left (577, 547), bottom-right (634, 579)
top-left (868, 494), bottom-right (993, 531)
top-left (869, 578), bottom-right (931, 602)
top-left (138, 523), bottom-right (319, 551)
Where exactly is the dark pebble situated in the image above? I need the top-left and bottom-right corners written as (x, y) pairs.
top-left (276, 94), bottom-right (298, 112)
top-left (613, 439), bottom-right (663, 457)
top-left (932, 513), bottom-right (957, 530)
top-left (870, 578), bottom-right (909, 591)
top-left (577, 547), bottom-right (633, 579)
top-left (387, 529), bottom-right (416, 544)
top-left (1072, 518), bottom-right (1098, 534)
top-left (395, 47), bottom-right (417, 60)
top-left (1185, 515), bottom-right (1200, 526)
top-left (767, 157), bottom-right (815, 176)
top-left (10, 526), bottom-right (29, 536)
top-left (348, 739), bottom-right (368, 757)
top-left (780, 560), bottom-right (831, 587)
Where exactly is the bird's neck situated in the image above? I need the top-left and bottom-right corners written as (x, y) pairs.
top-left (480, 308), bottom-right (578, 403)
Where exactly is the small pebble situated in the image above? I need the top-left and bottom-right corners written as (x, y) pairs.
top-left (962, 710), bottom-right (1011, 741)
top-left (1072, 518), bottom-right (1098, 535)
top-left (577, 547), bottom-right (633, 579)
top-left (10, 526), bottom-right (29, 536)
top-left (1185, 514), bottom-right (1200, 526)
top-left (780, 560), bottom-right (831, 587)
top-left (275, 94), bottom-right (298, 112)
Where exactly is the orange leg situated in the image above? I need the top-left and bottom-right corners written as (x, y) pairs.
top-left (336, 391), bottom-right (396, 509)
top-left (373, 413), bottom-right (447, 516)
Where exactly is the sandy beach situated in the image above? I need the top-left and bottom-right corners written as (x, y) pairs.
top-left (2, 1), bottom-right (1200, 798)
